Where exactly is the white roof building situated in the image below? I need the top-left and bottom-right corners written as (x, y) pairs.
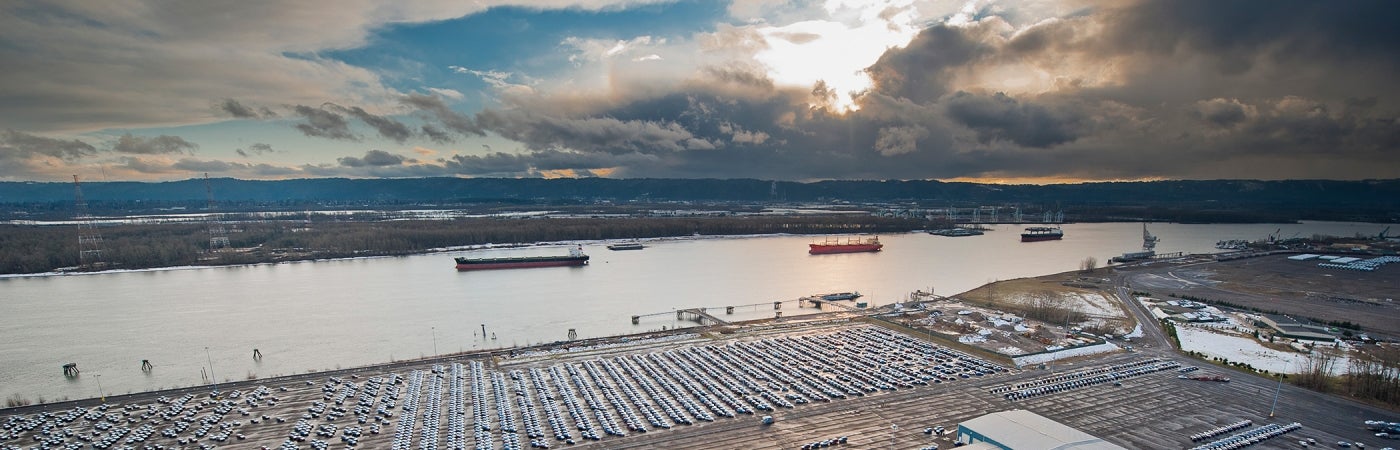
top-left (957, 409), bottom-right (1126, 450)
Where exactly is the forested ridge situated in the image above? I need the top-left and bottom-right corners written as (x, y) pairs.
top-left (0, 215), bottom-right (930, 275)
top-left (3, 178), bottom-right (1398, 222)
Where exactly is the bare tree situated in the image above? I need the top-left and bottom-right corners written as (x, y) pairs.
top-left (1080, 256), bottom-right (1098, 273)
top-left (1345, 344), bottom-right (1400, 404)
top-left (1021, 290), bottom-right (1086, 324)
top-left (1296, 346), bottom-right (1341, 391)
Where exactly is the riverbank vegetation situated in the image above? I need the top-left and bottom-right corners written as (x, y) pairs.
top-left (0, 215), bottom-right (937, 275)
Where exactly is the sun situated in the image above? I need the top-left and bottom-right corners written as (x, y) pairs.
top-left (752, 1), bottom-right (921, 112)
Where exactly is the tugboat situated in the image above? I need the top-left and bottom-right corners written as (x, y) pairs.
top-left (454, 246), bottom-right (589, 270)
top-left (928, 228), bottom-right (984, 237)
top-left (606, 241), bottom-right (645, 251)
top-left (809, 236), bottom-right (882, 254)
top-left (1020, 227), bottom-right (1064, 242)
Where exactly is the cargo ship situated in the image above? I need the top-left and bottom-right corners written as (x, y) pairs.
top-left (809, 236), bottom-right (882, 254)
top-left (455, 246), bottom-right (589, 271)
top-left (1020, 227), bottom-right (1064, 242)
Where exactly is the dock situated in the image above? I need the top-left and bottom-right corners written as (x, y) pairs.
top-left (676, 307), bottom-right (730, 326)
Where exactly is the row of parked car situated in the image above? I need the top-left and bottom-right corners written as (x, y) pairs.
top-left (1191, 419), bottom-right (1253, 442)
top-left (1188, 422), bottom-right (1302, 450)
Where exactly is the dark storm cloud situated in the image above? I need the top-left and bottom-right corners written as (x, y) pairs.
top-left (292, 105), bottom-right (357, 141)
top-left (941, 91), bottom-right (1087, 147)
top-left (1103, 0), bottom-right (1400, 73)
top-left (1191, 98), bottom-right (1251, 128)
top-left (402, 93), bottom-right (485, 137)
top-left (0, 130), bottom-right (98, 160)
top-left (337, 149), bottom-right (407, 167)
top-left (333, 105), bottom-right (413, 143)
top-left (267, 0), bottom-right (1399, 181)
top-left (867, 25), bottom-right (988, 104)
top-left (112, 133), bottom-right (199, 155)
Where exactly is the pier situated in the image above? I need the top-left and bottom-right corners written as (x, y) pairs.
top-left (632, 294), bottom-right (882, 326)
top-left (632, 300), bottom-right (795, 324)
top-left (676, 308), bottom-right (730, 326)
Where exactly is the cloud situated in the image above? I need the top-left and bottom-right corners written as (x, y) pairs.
top-left (420, 125), bottom-right (454, 144)
top-left (402, 93), bottom-right (485, 137)
top-left (292, 105), bottom-right (358, 141)
top-left (219, 99), bottom-right (259, 118)
top-left (448, 65), bottom-right (535, 97)
top-left (426, 87), bottom-right (465, 100)
top-left (334, 105), bottom-right (414, 143)
top-left (0, 130), bottom-right (100, 179)
top-left (1, 130), bottom-right (98, 160)
top-left (445, 0), bottom-right (1400, 181)
top-left (338, 149), bottom-right (408, 167)
top-left (941, 91), bottom-right (1086, 148)
top-left (475, 109), bottom-right (716, 154)
top-left (112, 133), bottom-right (200, 155)
top-left (4, 0), bottom-right (1397, 182)
top-left (236, 142), bottom-right (276, 158)
top-left (0, 1), bottom-right (673, 134)
top-left (1192, 98), bottom-right (1254, 128)
top-left (439, 149), bottom-right (656, 176)
top-left (874, 125), bottom-right (927, 156)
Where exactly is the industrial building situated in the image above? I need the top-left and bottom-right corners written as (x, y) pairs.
top-left (1257, 314), bottom-right (1338, 342)
top-left (957, 409), bottom-right (1126, 450)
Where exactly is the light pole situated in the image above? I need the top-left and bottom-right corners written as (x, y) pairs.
top-left (95, 374), bottom-right (105, 403)
top-left (1268, 372), bottom-right (1283, 417)
top-left (432, 327), bottom-right (438, 356)
top-left (205, 346), bottom-right (219, 397)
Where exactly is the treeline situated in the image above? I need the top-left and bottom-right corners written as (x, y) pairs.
top-left (4, 178), bottom-right (1399, 223)
top-left (1293, 346), bottom-right (1400, 408)
top-left (0, 215), bottom-right (935, 275)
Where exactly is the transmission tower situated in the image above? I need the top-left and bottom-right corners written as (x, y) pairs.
top-left (204, 173), bottom-right (230, 251)
top-left (72, 175), bottom-right (105, 270)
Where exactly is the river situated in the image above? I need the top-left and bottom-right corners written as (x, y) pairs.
top-left (0, 221), bottom-right (1388, 403)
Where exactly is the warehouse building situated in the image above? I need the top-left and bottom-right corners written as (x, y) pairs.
top-left (957, 409), bottom-right (1126, 450)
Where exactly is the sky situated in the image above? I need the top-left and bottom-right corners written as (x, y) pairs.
top-left (0, 0), bottom-right (1397, 183)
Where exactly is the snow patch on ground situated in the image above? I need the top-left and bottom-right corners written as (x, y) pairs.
top-left (998, 346), bottom-right (1025, 355)
top-left (1012, 342), bottom-right (1120, 367)
top-left (1176, 325), bottom-right (1349, 375)
top-left (1124, 323), bottom-right (1144, 338)
top-left (1006, 291), bottom-right (1125, 319)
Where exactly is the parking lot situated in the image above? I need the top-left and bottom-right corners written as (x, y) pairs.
top-left (3, 321), bottom-right (1396, 450)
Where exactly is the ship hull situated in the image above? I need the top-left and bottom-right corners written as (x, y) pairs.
top-left (808, 244), bottom-right (883, 254)
top-left (1020, 235), bottom-right (1063, 242)
top-left (454, 256), bottom-right (589, 271)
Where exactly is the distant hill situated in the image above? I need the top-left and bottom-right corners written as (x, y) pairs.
top-left (2, 178), bottom-right (1397, 223)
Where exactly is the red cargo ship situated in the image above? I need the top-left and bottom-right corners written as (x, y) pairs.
top-left (455, 246), bottom-right (589, 270)
top-left (809, 236), bottom-right (883, 254)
